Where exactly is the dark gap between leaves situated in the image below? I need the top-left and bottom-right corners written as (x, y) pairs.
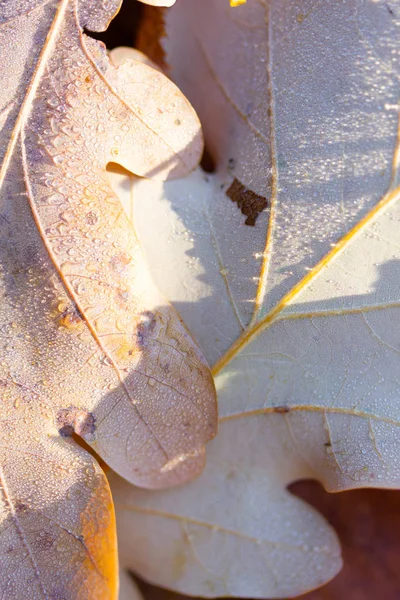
top-left (200, 145), bottom-right (217, 174)
top-left (84, 0), bottom-right (144, 49)
top-left (71, 431), bottom-right (109, 473)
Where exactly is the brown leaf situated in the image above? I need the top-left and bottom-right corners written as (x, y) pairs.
top-left (0, 0), bottom-right (217, 597)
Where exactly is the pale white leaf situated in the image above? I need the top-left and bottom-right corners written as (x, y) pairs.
top-left (111, 0), bottom-right (400, 596)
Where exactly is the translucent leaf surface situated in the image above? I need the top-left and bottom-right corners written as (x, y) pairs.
top-left (0, 0), bottom-right (217, 597)
top-left (111, 0), bottom-right (400, 596)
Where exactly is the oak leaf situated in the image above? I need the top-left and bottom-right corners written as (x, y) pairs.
top-left (0, 0), bottom-right (217, 597)
top-left (110, 0), bottom-right (400, 597)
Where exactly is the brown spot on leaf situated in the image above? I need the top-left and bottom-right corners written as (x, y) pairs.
top-left (57, 302), bottom-right (83, 330)
top-left (226, 178), bottom-right (268, 226)
top-left (56, 408), bottom-right (96, 441)
top-left (273, 405), bottom-right (291, 414)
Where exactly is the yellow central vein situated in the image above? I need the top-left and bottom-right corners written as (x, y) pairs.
top-left (219, 404), bottom-right (400, 426)
top-left (212, 183), bottom-right (400, 376)
top-left (250, 5), bottom-right (279, 325)
top-left (0, 0), bottom-right (69, 190)
top-left (275, 302), bottom-right (400, 321)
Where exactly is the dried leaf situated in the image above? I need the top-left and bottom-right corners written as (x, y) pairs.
top-left (110, 0), bottom-right (400, 597)
top-left (0, 0), bottom-right (217, 596)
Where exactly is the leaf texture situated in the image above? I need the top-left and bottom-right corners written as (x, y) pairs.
top-left (0, 0), bottom-right (217, 597)
top-left (110, 0), bottom-right (400, 597)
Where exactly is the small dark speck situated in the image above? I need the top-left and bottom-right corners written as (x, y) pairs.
top-left (175, 118), bottom-right (181, 125)
top-left (228, 158), bottom-right (235, 169)
top-left (386, 3), bottom-right (395, 15)
top-left (273, 406), bottom-right (291, 414)
top-left (15, 501), bottom-right (28, 513)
